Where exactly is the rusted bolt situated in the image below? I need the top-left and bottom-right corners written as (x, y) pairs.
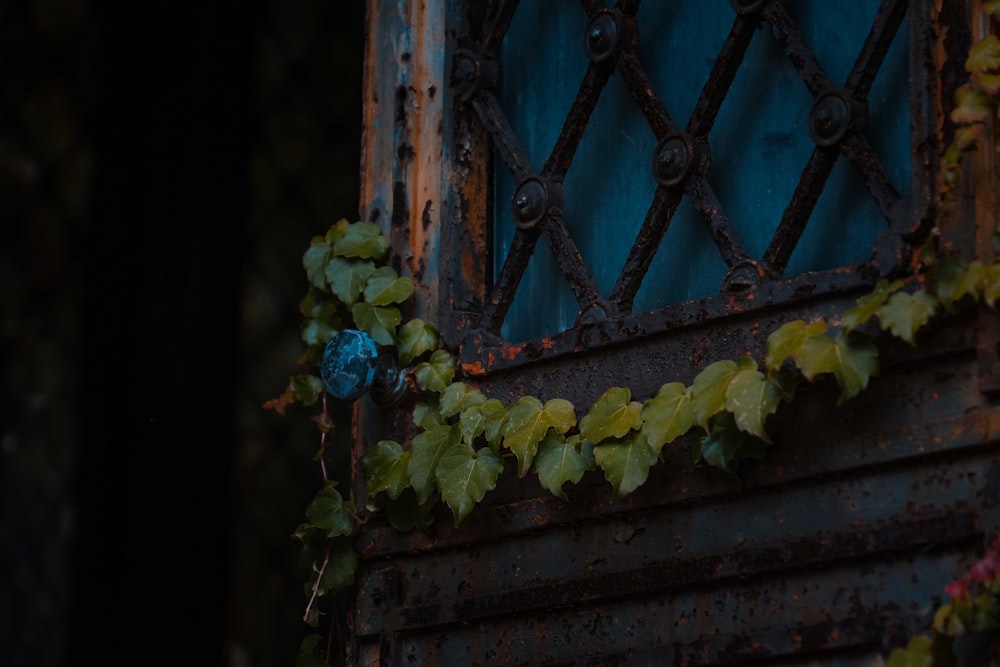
top-left (722, 260), bottom-right (763, 292)
top-left (452, 48), bottom-right (497, 103)
top-left (584, 10), bottom-right (625, 63)
top-left (808, 90), bottom-right (863, 147)
top-left (511, 177), bottom-right (560, 230)
top-left (729, 0), bottom-right (769, 15)
top-left (577, 303), bottom-right (609, 325)
top-left (652, 134), bottom-right (693, 187)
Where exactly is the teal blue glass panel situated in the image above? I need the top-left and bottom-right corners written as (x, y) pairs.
top-left (495, 2), bottom-right (910, 343)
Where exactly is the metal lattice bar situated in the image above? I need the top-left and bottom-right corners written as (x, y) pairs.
top-left (542, 63), bottom-right (614, 179)
top-left (685, 13), bottom-right (761, 139)
top-left (841, 134), bottom-right (904, 224)
top-left (764, 2), bottom-right (836, 98)
top-left (471, 93), bottom-right (534, 183)
top-left (610, 187), bottom-right (683, 310)
top-left (761, 147), bottom-right (840, 277)
top-left (846, 0), bottom-right (908, 99)
top-left (480, 0), bottom-right (521, 56)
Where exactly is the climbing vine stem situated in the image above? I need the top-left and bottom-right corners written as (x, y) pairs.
top-left (268, 5), bottom-right (1000, 663)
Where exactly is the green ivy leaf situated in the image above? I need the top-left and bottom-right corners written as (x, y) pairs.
top-left (696, 414), bottom-right (744, 475)
top-left (951, 84), bottom-right (994, 124)
top-left (966, 34), bottom-right (1000, 73)
top-left (362, 440), bottom-right (411, 505)
top-left (691, 359), bottom-right (739, 428)
top-left (984, 263), bottom-right (1000, 308)
top-left (290, 374), bottom-right (324, 407)
top-left (477, 398), bottom-right (507, 450)
top-left (302, 241), bottom-right (334, 290)
top-left (765, 320), bottom-right (828, 373)
top-left (301, 318), bottom-right (339, 347)
top-left (396, 319), bottom-right (440, 365)
top-left (407, 424), bottom-right (461, 504)
top-left (641, 382), bottom-right (694, 455)
top-left (303, 486), bottom-right (355, 538)
top-left (937, 257), bottom-right (985, 307)
top-left (502, 396), bottom-right (577, 476)
top-left (385, 487), bottom-right (436, 533)
top-left (593, 432), bottom-right (658, 499)
top-left (412, 402), bottom-right (443, 430)
top-left (459, 405), bottom-right (486, 444)
top-left (351, 302), bottom-right (402, 345)
top-left (878, 290), bottom-right (938, 345)
top-left (579, 387), bottom-right (644, 444)
top-left (435, 444), bottom-right (503, 525)
top-left (313, 542), bottom-right (358, 595)
top-left (972, 591), bottom-right (1000, 632)
top-left (797, 330), bottom-right (879, 404)
top-left (725, 365), bottom-right (782, 442)
top-left (332, 220), bottom-right (389, 259)
top-left (325, 257), bottom-right (375, 307)
top-left (885, 635), bottom-right (936, 667)
top-left (296, 635), bottom-right (327, 667)
top-left (413, 350), bottom-right (457, 392)
top-left (985, 0), bottom-right (1000, 18)
top-left (534, 432), bottom-right (593, 500)
top-left (439, 381), bottom-right (486, 418)
top-left (363, 266), bottom-right (415, 306)
top-left (841, 279), bottom-right (905, 331)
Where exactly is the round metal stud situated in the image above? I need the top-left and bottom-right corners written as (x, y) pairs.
top-left (652, 134), bottom-right (693, 187)
top-left (511, 177), bottom-right (550, 230)
top-left (577, 303), bottom-right (609, 325)
top-left (729, 0), bottom-right (769, 15)
top-left (808, 90), bottom-right (856, 147)
top-left (584, 11), bottom-right (621, 63)
top-left (452, 48), bottom-right (497, 103)
top-left (721, 260), bottom-right (763, 292)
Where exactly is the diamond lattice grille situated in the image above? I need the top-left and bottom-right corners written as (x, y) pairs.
top-left (455, 0), bottom-right (915, 343)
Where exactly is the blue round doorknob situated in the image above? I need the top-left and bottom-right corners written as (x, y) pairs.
top-left (320, 329), bottom-right (407, 405)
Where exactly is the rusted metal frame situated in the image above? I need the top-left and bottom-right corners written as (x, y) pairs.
top-left (459, 262), bottom-right (877, 375)
top-left (845, 0), bottom-right (909, 99)
top-left (541, 62), bottom-right (614, 179)
top-left (841, 133), bottom-right (906, 227)
top-left (610, 187), bottom-right (683, 310)
top-left (478, 0), bottom-right (520, 56)
top-left (763, 2), bottom-right (836, 98)
top-left (760, 147), bottom-right (840, 277)
top-left (371, 510), bottom-right (980, 635)
top-left (685, 13), bottom-right (761, 139)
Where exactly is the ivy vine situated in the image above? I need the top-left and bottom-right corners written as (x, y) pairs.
top-left (267, 6), bottom-right (1000, 664)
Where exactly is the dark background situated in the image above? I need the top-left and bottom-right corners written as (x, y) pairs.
top-left (1, 0), bottom-right (365, 664)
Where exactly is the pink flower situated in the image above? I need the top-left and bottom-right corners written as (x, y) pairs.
top-left (969, 551), bottom-right (1000, 583)
top-left (945, 577), bottom-right (970, 600)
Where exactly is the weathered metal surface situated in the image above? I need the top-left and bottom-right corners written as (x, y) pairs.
top-left (354, 0), bottom-right (995, 665)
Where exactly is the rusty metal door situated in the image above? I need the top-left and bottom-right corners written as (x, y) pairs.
top-left (350, 1), bottom-right (1000, 664)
